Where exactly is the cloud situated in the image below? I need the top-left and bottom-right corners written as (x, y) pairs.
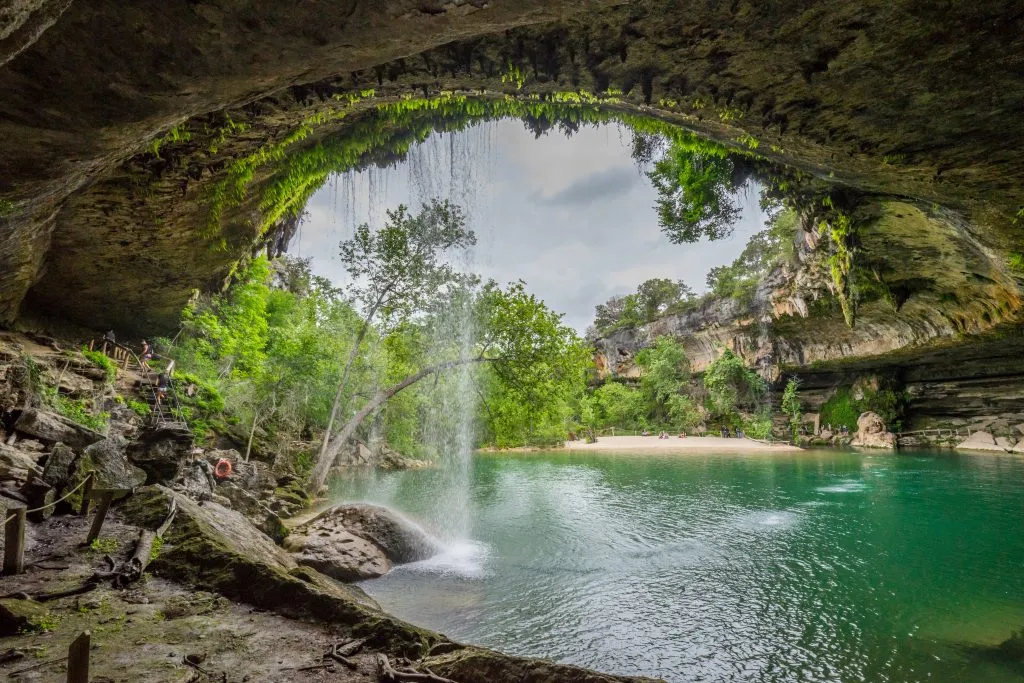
top-left (535, 166), bottom-right (640, 206)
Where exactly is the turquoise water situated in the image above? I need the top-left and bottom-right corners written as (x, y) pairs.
top-left (330, 450), bottom-right (1024, 682)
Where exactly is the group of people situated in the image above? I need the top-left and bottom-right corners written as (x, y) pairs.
top-left (640, 429), bottom-right (688, 439)
top-left (720, 426), bottom-right (745, 439)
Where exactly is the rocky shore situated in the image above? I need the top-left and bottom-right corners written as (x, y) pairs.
top-left (0, 330), bottom-right (658, 682)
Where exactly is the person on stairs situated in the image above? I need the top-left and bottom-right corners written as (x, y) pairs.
top-left (140, 339), bottom-right (154, 370)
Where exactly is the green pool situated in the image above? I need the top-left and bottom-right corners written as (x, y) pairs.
top-left (330, 450), bottom-right (1024, 682)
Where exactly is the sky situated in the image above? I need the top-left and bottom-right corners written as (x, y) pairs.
top-left (292, 120), bottom-right (768, 333)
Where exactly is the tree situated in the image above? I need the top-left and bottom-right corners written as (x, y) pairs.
top-left (702, 348), bottom-right (766, 423)
top-left (781, 377), bottom-right (802, 438)
top-left (635, 336), bottom-right (690, 423)
top-left (307, 279), bottom-right (587, 491)
top-left (311, 200), bottom-right (476, 489)
top-left (635, 278), bottom-right (693, 321)
top-left (648, 143), bottom-right (744, 243)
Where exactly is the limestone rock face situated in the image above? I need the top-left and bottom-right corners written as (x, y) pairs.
top-left (13, 409), bottom-right (105, 450)
top-left (122, 486), bottom-right (381, 615)
top-left (851, 412), bottom-right (897, 450)
top-left (0, 442), bottom-right (41, 477)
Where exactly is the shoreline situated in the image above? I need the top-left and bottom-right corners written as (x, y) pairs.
top-left (481, 434), bottom-right (803, 454)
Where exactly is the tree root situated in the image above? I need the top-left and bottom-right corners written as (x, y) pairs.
top-left (375, 654), bottom-right (457, 683)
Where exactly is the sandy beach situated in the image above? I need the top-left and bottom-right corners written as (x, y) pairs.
top-left (560, 434), bottom-right (802, 453)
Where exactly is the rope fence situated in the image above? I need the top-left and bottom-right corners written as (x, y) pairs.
top-left (3, 471), bottom-right (95, 525)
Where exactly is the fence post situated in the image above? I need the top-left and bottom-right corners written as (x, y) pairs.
top-left (3, 506), bottom-right (26, 575)
top-left (67, 630), bottom-right (91, 683)
top-left (85, 491), bottom-right (115, 546)
top-left (78, 472), bottom-right (94, 517)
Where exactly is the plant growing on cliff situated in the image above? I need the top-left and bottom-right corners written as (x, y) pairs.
top-left (781, 377), bottom-right (802, 437)
top-left (81, 347), bottom-right (117, 382)
top-left (702, 348), bottom-right (766, 422)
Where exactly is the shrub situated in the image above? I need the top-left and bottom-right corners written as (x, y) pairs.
top-left (127, 399), bottom-right (151, 417)
top-left (42, 386), bottom-right (108, 432)
top-left (81, 347), bottom-right (117, 382)
top-left (819, 387), bottom-right (860, 432)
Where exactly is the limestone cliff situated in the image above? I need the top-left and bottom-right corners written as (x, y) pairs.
top-left (1, 0), bottom-right (1023, 334)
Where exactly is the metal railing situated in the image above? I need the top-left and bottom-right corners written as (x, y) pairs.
top-left (87, 338), bottom-right (186, 430)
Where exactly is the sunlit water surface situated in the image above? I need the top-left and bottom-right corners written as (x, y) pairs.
top-left (329, 450), bottom-right (1024, 682)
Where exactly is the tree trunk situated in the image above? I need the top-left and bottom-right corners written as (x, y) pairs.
top-left (306, 357), bottom-right (490, 493)
top-left (315, 311), bottom-right (376, 472)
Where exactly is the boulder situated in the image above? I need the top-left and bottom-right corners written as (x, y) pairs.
top-left (378, 444), bottom-right (430, 471)
top-left (850, 412), bottom-right (897, 450)
top-left (13, 408), bottom-right (105, 450)
top-left (67, 436), bottom-right (147, 507)
top-left (285, 523), bottom-right (392, 581)
top-left (175, 459), bottom-right (216, 500)
top-left (128, 424), bottom-right (194, 484)
top-left (206, 449), bottom-right (272, 491)
top-left (217, 482), bottom-right (287, 543)
top-left (300, 504), bottom-right (441, 565)
top-left (0, 442), bottom-right (42, 477)
top-left (0, 598), bottom-right (51, 637)
top-left (41, 442), bottom-right (78, 490)
top-left (995, 436), bottom-right (1016, 450)
top-left (956, 431), bottom-right (1008, 452)
top-left (120, 486), bottom-right (390, 624)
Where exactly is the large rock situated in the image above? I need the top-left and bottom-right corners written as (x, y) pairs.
top-left (128, 424), bottom-right (194, 484)
top-left (67, 436), bottom-right (146, 507)
top-left (41, 442), bottom-right (77, 490)
top-left (217, 482), bottom-right (287, 544)
top-left (13, 408), bottom-right (105, 450)
top-left (302, 504), bottom-right (441, 565)
top-left (0, 442), bottom-right (42, 479)
top-left (850, 412), bottom-right (897, 450)
top-left (956, 431), bottom-right (1010, 452)
top-left (285, 522), bottom-right (392, 582)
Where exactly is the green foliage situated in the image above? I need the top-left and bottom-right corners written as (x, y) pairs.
top-left (588, 381), bottom-right (648, 431)
top-left (204, 90), bottom-right (748, 246)
top-left (819, 384), bottom-right (904, 433)
top-left (90, 537), bottom-right (119, 553)
top-left (820, 209), bottom-right (856, 326)
top-left (25, 612), bottom-right (60, 633)
top-left (781, 377), bottom-right (802, 436)
top-left (706, 208), bottom-right (798, 304)
top-left (42, 386), bottom-right (108, 432)
top-left (636, 336), bottom-right (691, 423)
top-left (648, 142), bottom-right (742, 243)
top-left (476, 281), bottom-right (591, 448)
top-left (1008, 251), bottom-right (1024, 275)
top-left (149, 125), bottom-right (192, 158)
top-left (702, 349), bottom-right (766, 422)
top-left (593, 279), bottom-right (696, 336)
top-left (81, 347), bottom-right (117, 382)
top-left (127, 399), bottom-right (151, 417)
top-left (150, 536), bottom-right (164, 560)
top-left (819, 387), bottom-right (860, 432)
top-left (501, 61), bottom-right (525, 89)
top-left (742, 412), bottom-right (774, 439)
top-left (0, 199), bottom-right (12, 217)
